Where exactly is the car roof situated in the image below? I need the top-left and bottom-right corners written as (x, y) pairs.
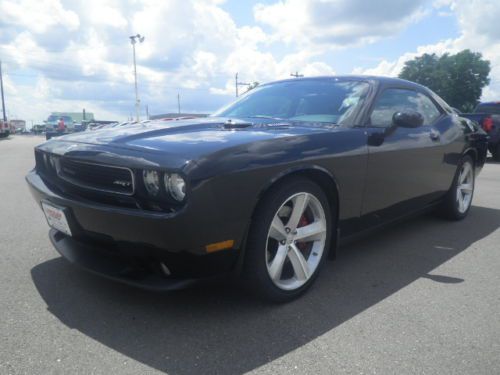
top-left (264, 75), bottom-right (427, 91)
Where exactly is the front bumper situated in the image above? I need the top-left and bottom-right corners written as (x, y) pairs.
top-left (49, 229), bottom-right (198, 290)
top-left (26, 170), bottom-right (246, 285)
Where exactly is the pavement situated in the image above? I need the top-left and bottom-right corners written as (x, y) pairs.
top-left (1, 135), bottom-right (499, 375)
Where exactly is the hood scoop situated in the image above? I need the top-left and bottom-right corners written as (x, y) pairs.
top-left (223, 119), bottom-right (253, 130)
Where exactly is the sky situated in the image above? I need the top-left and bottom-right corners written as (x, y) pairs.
top-left (1, 0), bottom-right (500, 125)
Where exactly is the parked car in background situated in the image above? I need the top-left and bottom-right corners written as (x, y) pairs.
top-left (27, 76), bottom-right (488, 302)
top-left (73, 123), bottom-right (87, 132)
top-left (0, 120), bottom-right (10, 138)
top-left (31, 124), bottom-right (47, 135)
top-left (10, 119), bottom-right (26, 133)
top-left (461, 102), bottom-right (500, 160)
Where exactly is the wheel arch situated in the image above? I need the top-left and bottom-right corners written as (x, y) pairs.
top-left (247, 165), bottom-right (341, 262)
top-left (463, 147), bottom-right (477, 166)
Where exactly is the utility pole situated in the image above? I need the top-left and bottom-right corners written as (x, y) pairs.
top-left (145, 104), bottom-right (149, 120)
top-left (235, 73), bottom-right (238, 97)
top-left (177, 93), bottom-right (181, 114)
top-left (129, 34), bottom-right (145, 122)
top-left (0, 61), bottom-right (7, 122)
top-left (235, 72), bottom-right (251, 97)
top-left (290, 71), bottom-right (303, 78)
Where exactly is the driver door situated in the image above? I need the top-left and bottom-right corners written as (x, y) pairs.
top-left (362, 88), bottom-right (445, 221)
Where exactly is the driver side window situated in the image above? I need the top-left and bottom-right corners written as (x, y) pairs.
top-left (370, 88), bottom-right (441, 127)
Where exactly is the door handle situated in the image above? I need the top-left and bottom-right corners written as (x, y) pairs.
top-left (429, 129), bottom-right (440, 141)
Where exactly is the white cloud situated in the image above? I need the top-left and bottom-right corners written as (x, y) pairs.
top-left (0, 0), bottom-right (242, 121)
top-left (254, 0), bottom-right (428, 48)
top-left (352, 39), bottom-right (457, 77)
top-left (0, 0), bottom-right (80, 33)
top-left (354, 0), bottom-right (500, 100)
top-left (1, 0), bottom-right (342, 122)
top-left (3, 0), bottom-right (498, 125)
top-left (86, 0), bottom-right (128, 29)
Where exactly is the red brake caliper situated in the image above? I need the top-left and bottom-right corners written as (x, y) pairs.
top-left (296, 214), bottom-right (309, 251)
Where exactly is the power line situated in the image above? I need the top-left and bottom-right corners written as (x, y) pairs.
top-left (0, 54), bottom-right (248, 94)
top-left (4, 71), bottom-right (220, 92)
top-left (0, 55), bottom-right (234, 81)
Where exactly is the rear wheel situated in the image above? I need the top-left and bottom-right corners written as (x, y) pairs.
top-left (438, 155), bottom-right (475, 220)
top-left (243, 177), bottom-right (333, 302)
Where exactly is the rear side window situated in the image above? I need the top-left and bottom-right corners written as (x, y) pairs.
top-left (370, 88), bottom-right (441, 127)
top-left (474, 104), bottom-right (500, 115)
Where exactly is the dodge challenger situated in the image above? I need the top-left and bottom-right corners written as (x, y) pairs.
top-left (26, 76), bottom-right (488, 302)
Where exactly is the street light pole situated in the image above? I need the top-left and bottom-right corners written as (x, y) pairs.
top-left (129, 34), bottom-right (145, 122)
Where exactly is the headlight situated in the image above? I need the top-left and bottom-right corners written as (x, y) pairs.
top-left (164, 173), bottom-right (186, 201)
top-left (142, 170), bottom-right (160, 196)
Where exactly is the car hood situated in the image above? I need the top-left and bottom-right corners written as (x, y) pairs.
top-left (48, 117), bottom-right (332, 161)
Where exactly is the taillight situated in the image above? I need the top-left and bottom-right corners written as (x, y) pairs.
top-left (482, 117), bottom-right (493, 132)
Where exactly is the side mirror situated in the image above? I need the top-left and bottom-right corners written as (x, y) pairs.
top-left (392, 111), bottom-right (424, 128)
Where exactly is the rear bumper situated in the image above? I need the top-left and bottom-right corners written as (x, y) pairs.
top-left (26, 170), bottom-right (246, 284)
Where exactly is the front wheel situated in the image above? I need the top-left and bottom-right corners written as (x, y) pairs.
top-left (243, 177), bottom-right (333, 302)
top-left (438, 155), bottom-right (475, 220)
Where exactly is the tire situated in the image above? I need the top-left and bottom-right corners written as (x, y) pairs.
top-left (438, 155), bottom-right (475, 220)
top-left (243, 177), bottom-right (333, 302)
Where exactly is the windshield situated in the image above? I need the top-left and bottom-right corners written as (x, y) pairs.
top-left (213, 79), bottom-right (370, 125)
top-left (474, 104), bottom-right (500, 115)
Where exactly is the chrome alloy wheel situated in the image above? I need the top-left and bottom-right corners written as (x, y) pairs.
top-left (456, 161), bottom-right (474, 214)
top-left (265, 192), bottom-right (327, 290)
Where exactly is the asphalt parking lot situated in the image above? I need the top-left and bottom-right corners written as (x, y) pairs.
top-left (1, 135), bottom-right (499, 375)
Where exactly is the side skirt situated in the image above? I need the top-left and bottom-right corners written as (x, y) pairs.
top-left (337, 201), bottom-right (442, 249)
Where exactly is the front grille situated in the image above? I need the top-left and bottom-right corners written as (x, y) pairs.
top-left (58, 158), bottom-right (135, 195)
top-left (35, 151), bottom-right (177, 212)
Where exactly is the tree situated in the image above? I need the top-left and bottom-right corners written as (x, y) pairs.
top-left (399, 49), bottom-right (490, 112)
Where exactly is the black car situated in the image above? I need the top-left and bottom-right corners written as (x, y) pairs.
top-left (26, 76), bottom-right (488, 302)
top-left (460, 102), bottom-right (500, 160)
